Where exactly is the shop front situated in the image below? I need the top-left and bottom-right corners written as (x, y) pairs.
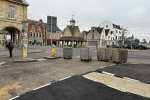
top-left (29, 38), bottom-right (43, 45)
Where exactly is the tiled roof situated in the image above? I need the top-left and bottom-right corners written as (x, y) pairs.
top-left (112, 24), bottom-right (121, 30)
top-left (9, 0), bottom-right (29, 6)
top-left (27, 19), bottom-right (61, 31)
top-left (67, 26), bottom-right (78, 36)
top-left (95, 27), bottom-right (103, 34)
top-left (58, 36), bottom-right (87, 42)
top-left (70, 19), bottom-right (76, 22)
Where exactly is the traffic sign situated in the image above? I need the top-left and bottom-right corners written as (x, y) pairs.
top-left (52, 44), bottom-right (54, 48)
top-left (47, 16), bottom-right (57, 33)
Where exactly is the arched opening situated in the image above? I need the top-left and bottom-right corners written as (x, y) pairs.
top-left (0, 26), bottom-right (21, 48)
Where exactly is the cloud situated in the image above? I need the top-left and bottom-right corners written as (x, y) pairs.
top-left (26, 0), bottom-right (150, 42)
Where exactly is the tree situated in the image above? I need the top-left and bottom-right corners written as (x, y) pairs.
top-left (121, 27), bottom-right (130, 45)
top-left (134, 38), bottom-right (140, 43)
top-left (142, 39), bottom-right (148, 44)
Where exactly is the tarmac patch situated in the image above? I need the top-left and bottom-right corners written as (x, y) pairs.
top-left (96, 64), bottom-right (150, 84)
top-left (10, 75), bottom-right (149, 100)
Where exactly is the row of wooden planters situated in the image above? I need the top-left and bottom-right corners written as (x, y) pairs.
top-left (63, 47), bottom-right (128, 63)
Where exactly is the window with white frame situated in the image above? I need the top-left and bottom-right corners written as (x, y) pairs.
top-left (58, 32), bottom-right (59, 34)
top-left (116, 30), bottom-right (117, 33)
top-left (43, 27), bottom-right (45, 31)
top-left (38, 26), bottom-right (40, 30)
top-left (108, 36), bottom-right (110, 39)
top-left (8, 5), bottom-right (15, 19)
top-left (106, 25), bottom-right (108, 28)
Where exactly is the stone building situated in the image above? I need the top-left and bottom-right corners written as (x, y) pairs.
top-left (0, 0), bottom-right (29, 47)
top-left (46, 27), bottom-right (61, 45)
top-left (58, 18), bottom-right (86, 47)
top-left (81, 27), bottom-right (112, 48)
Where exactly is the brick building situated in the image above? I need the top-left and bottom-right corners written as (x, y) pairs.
top-left (27, 19), bottom-right (47, 45)
top-left (27, 19), bottom-right (61, 45)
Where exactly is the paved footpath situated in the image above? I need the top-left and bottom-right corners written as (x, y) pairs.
top-left (84, 72), bottom-right (150, 98)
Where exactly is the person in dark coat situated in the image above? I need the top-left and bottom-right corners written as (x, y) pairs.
top-left (8, 40), bottom-right (14, 57)
top-left (5, 40), bottom-right (8, 48)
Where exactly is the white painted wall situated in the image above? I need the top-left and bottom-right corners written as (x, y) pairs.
top-left (99, 20), bottom-right (123, 45)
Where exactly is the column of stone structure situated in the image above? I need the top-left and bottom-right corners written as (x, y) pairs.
top-left (18, 31), bottom-right (20, 47)
top-left (62, 41), bottom-right (64, 47)
top-left (76, 41), bottom-right (78, 48)
top-left (13, 30), bottom-right (16, 46)
top-left (72, 41), bottom-right (73, 47)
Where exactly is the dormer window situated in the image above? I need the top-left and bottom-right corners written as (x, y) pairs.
top-left (38, 26), bottom-right (40, 30)
top-left (106, 25), bottom-right (108, 28)
top-left (43, 28), bottom-right (45, 31)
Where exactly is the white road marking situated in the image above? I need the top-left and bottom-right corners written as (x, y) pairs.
top-left (33, 83), bottom-right (51, 90)
top-left (123, 77), bottom-right (140, 82)
top-left (100, 66), bottom-right (106, 68)
top-left (107, 85), bottom-right (126, 92)
top-left (102, 71), bottom-right (114, 76)
top-left (59, 76), bottom-right (71, 81)
top-left (0, 62), bottom-right (6, 65)
top-left (9, 96), bottom-right (19, 100)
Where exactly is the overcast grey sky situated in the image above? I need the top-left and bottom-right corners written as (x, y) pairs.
top-left (26, 0), bottom-right (150, 42)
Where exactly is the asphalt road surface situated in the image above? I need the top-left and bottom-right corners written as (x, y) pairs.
top-left (97, 64), bottom-right (150, 84)
top-left (13, 75), bottom-right (149, 100)
top-left (0, 45), bottom-right (150, 64)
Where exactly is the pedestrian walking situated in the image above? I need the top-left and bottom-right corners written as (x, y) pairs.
top-left (8, 40), bottom-right (14, 57)
top-left (5, 40), bottom-right (8, 48)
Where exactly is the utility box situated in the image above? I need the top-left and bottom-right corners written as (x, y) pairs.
top-left (112, 49), bottom-right (128, 63)
top-left (97, 48), bottom-right (110, 61)
top-left (80, 48), bottom-right (92, 61)
top-left (63, 47), bottom-right (72, 59)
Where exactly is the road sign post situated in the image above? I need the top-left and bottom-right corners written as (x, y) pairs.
top-left (47, 16), bottom-right (57, 56)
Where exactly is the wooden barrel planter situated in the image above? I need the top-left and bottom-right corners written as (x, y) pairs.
top-left (63, 47), bottom-right (72, 59)
top-left (112, 49), bottom-right (128, 63)
top-left (97, 48), bottom-right (110, 61)
top-left (80, 48), bottom-right (92, 61)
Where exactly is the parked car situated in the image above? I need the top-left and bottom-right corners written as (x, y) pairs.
top-left (127, 42), bottom-right (147, 50)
